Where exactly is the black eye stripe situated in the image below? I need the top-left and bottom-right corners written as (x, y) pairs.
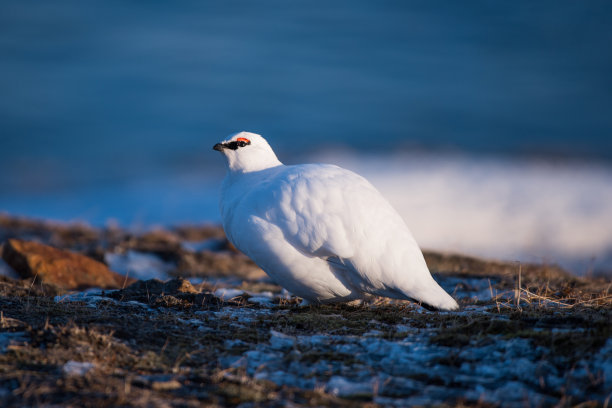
top-left (223, 140), bottom-right (251, 150)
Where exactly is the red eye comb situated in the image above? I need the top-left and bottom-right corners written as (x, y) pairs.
top-left (236, 137), bottom-right (250, 143)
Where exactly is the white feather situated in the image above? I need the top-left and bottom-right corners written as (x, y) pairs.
top-left (215, 131), bottom-right (459, 310)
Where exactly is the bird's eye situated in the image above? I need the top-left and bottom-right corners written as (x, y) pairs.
top-left (236, 137), bottom-right (251, 147)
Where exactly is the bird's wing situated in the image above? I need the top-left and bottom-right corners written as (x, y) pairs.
top-left (260, 163), bottom-right (416, 269)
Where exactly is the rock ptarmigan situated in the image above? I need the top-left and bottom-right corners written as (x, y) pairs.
top-left (213, 131), bottom-right (459, 310)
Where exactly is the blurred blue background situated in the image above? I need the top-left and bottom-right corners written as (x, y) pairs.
top-left (1, 1), bottom-right (612, 272)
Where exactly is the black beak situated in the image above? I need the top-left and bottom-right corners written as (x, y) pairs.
top-left (213, 143), bottom-right (225, 151)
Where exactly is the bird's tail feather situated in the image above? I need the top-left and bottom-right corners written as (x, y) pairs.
top-left (410, 279), bottom-right (459, 311)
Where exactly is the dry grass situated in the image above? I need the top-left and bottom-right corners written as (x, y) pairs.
top-left (0, 216), bottom-right (610, 407)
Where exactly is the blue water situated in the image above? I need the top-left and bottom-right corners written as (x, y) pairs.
top-left (1, 1), bottom-right (612, 273)
top-left (2, 1), bottom-right (612, 193)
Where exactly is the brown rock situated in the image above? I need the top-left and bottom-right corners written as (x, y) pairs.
top-left (2, 239), bottom-right (136, 290)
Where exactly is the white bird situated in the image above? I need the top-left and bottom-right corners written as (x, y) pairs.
top-left (213, 131), bottom-right (459, 310)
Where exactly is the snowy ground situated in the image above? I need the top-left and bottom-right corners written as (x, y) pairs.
top-left (0, 217), bottom-right (610, 407)
top-left (4, 273), bottom-right (608, 407)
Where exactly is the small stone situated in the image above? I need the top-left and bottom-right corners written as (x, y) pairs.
top-left (2, 239), bottom-right (136, 290)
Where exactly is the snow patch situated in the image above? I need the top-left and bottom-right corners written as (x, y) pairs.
top-left (0, 258), bottom-right (19, 279)
top-left (214, 288), bottom-right (244, 300)
top-left (326, 376), bottom-right (374, 398)
top-left (248, 296), bottom-right (273, 305)
top-left (105, 250), bottom-right (173, 281)
top-left (182, 238), bottom-right (226, 252)
top-left (63, 361), bottom-right (95, 376)
top-left (0, 332), bottom-right (27, 353)
top-left (269, 330), bottom-right (295, 351)
top-left (314, 152), bottom-right (612, 275)
top-left (54, 289), bottom-right (105, 304)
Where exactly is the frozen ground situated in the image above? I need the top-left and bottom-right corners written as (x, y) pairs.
top-left (0, 216), bottom-right (610, 407)
top-left (2, 273), bottom-right (610, 407)
top-left (2, 274), bottom-right (610, 407)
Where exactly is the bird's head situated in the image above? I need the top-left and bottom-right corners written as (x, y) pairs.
top-left (213, 131), bottom-right (282, 173)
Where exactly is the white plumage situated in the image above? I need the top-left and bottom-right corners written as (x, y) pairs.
top-left (213, 131), bottom-right (459, 310)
